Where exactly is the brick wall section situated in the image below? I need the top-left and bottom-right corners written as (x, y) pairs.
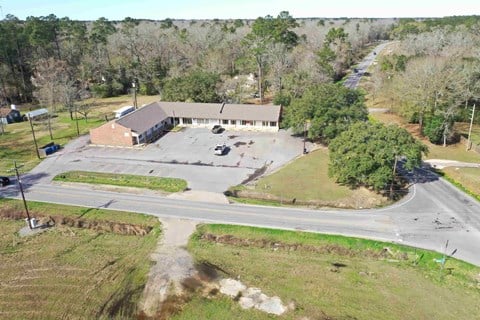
top-left (90, 121), bottom-right (134, 146)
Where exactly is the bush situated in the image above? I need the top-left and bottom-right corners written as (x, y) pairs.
top-left (422, 115), bottom-right (456, 145)
top-left (91, 80), bottom-right (124, 98)
top-left (273, 92), bottom-right (291, 107)
top-left (423, 116), bottom-right (444, 144)
top-left (139, 82), bottom-right (158, 95)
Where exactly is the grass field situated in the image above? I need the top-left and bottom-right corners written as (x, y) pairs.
top-left (54, 171), bottom-right (188, 193)
top-left (0, 198), bottom-right (159, 226)
top-left (0, 199), bottom-right (161, 319)
top-left (176, 224), bottom-right (480, 320)
top-left (0, 94), bottom-right (160, 175)
top-left (442, 167), bottom-right (480, 196)
top-left (232, 148), bottom-right (389, 208)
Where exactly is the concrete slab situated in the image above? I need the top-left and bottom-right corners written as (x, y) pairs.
top-left (26, 128), bottom-right (311, 194)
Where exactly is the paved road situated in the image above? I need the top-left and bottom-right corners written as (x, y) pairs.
top-left (343, 42), bottom-right (390, 89)
top-left (2, 41), bottom-right (479, 266)
top-left (2, 164), bottom-right (479, 266)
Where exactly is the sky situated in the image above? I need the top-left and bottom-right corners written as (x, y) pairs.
top-left (1, 0), bottom-right (479, 21)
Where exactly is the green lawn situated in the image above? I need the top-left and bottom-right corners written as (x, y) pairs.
top-left (54, 171), bottom-right (188, 193)
top-left (231, 148), bottom-right (389, 208)
top-left (0, 200), bottom-right (161, 319)
top-left (175, 224), bottom-right (480, 320)
top-left (0, 95), bottom-right (160, 175)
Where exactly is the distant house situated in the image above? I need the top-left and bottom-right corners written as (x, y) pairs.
top-left (0, 107), bottom-right (22, 124)
top-left (90, 101), bottom-right (282, 147)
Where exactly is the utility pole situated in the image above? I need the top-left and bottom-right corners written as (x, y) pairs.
top-left (74, 105), bottom-right (80, 136)
top-left (132, 80), bottom-right (138, 109)
top-left (303, 121), bottom-right (307, 154)
top-left (466, 104), bottom-right (476, 151)
top-left (28, 115), bottom-right (40, 159)
top-left (47, 112), bottom-right (53, 140)
top-left (390, 155), bottom-right (398, 199)
top-left (11, 161), bottom-right (33, 229)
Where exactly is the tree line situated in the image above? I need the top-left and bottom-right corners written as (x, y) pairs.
top-left (0, 12), bottom-right (392, 107)
top-left (373, 16), bottom-right (480, 145)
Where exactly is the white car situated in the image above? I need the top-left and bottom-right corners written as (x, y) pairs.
top-left (214, 144), bottom-right (227, 155)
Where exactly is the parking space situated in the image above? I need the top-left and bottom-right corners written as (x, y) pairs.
top-left (28, 128), bottom-right (309, 193)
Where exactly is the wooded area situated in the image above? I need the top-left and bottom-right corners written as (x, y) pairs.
top-left (372, 17), bottom-right (480, 145)
top-left (0, 12), bottom-right (391, 107)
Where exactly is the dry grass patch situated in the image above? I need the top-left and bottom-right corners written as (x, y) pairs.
top-left (369, 110), bottom-right (480, 163)
top-left (442, 167), bottom-right (480, 195)
top-left (0, 216), bottom-right (160, 319)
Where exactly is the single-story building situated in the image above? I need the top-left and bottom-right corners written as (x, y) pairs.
top-left (90, 101), bottom-right (282, 147)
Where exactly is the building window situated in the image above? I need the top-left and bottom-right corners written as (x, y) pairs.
top-left (270, 121), bottom-right (277, 127)
top-left (262, 121), bottom-right (268, 127)
top-left (222, 119), bottom-right (229, 125)
top-left (231, 120), bottom-right (236, 125)
top-left (241, 120), bottom-right (247, 126)
top-left (183, 118), bottom-right (192, 124)
top-left (197, 118), bottom-right (205, 124)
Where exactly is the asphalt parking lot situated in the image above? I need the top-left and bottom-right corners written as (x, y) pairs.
top-left (27, 128), bottom-right (309, 193)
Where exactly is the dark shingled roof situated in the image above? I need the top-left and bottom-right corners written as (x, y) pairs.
top-left (156, 102), bottom-right (281, 122)
top-left (116, 103), bottom-right (168, 133)
top-left (115, 101), bottom-right (281, 134)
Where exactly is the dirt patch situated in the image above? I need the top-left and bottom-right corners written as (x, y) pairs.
top-left (233, 141), bottom-right (247, 147)
top-left (199, 233), bottom-right (409, 260)
top-left (139, 218), bottom-right (198, 317)
top-left (0, 208), bottom-right (152, 236)
top-left (240, 163), bottom-right (270, 184)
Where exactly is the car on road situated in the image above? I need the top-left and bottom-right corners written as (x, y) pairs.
top-left (0, 176), bottom-right (10, 187)
top-left (211, 125), bottom-right (224, 134)
top-left (214, 144), bottom-right (227, 155)
top-left (354, 68), bottom-right (359, 73)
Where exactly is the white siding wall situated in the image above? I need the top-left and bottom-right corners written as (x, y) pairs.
top-left (176, 117), bottom-right (278, 132)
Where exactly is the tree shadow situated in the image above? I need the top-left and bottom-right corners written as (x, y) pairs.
top-left (401, 163), bottom-right (440, 185)
top-left (0, 171), bottom-right (49, 198)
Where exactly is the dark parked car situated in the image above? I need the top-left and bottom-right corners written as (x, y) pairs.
top-left (0, 176), bottom-right (10, 187)
top-left (211, 125), bottom-right (224, 134)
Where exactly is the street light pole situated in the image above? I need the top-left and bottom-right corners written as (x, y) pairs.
top-left (12, 161), bottom-right (32, 229)
top-left (28, 116), bottom-right (40, 159)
